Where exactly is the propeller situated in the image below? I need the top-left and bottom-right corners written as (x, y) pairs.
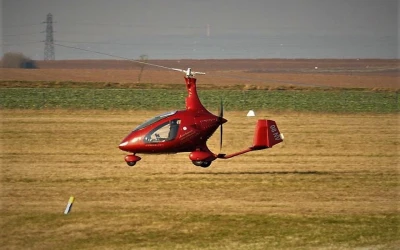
top-left (218, 99), bottom-right (224, 151)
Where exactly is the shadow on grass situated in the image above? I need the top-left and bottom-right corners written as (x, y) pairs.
top-left (183, 170), bottom-right (331, 175)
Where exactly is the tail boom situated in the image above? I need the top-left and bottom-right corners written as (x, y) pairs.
top-left (216, 119), bottom-right (283, 159)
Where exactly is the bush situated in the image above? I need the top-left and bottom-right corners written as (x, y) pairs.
top-left (1, 52), bottom-right (38, 69)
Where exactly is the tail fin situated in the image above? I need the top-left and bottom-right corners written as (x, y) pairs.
top-left (252, 119), bottom-right (283, 150)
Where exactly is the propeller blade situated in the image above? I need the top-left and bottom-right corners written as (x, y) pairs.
top-left (219, 99), bottom-right (223, 118)
top-left (219, 99), bottom-right (224, 151)
top-left (220, 123), bottom-right (223, 151)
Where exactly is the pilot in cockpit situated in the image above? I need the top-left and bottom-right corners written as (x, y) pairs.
top-left (147, 119), bottom-right (180, 143)
top-left (168, 120), bottom-right (179, 140)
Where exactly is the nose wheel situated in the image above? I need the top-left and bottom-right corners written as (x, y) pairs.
top-left (124, 154), bottom-right (141, 167)
top-left (127, 161), bottom-right (136, 167)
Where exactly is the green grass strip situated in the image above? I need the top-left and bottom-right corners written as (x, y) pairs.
top-left (1, 88), bottom-right (399, 113)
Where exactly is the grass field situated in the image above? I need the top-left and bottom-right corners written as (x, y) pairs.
top-left (1, 109), bottom-right (399, 249)
top-left (1, 59), bottom-right (399, 248)
top-left (1, 87), bottom-right (399, 113)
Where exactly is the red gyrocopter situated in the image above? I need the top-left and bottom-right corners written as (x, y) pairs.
top-left (118, 68), bottom-right (283, 168)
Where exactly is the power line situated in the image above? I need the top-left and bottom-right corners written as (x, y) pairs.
top-left (6, 23), bottom-right (42, 28)
top-left (57, 21), bottom-right (204, 29)
top-left (4, 32), bottom-right (42, 37)
top-left (1, 41), bottom-right (41, 46)
top-left (55, 40), bottom-right (139, 46)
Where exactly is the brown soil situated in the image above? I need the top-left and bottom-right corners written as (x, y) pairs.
top-left (1, 59), bottom-right (399, 89)
top-left (34, 58), bottom-right (399, 72)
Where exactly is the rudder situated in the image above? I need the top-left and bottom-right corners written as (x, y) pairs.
top-left (252, 119), bottom-right (283, 149)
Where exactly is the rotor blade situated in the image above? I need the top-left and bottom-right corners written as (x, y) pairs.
top-left (171, 67), bottom-right (206, 76)
top-left (171, 68), bottom-right (185, 73)
top-left (53, 43), bottom-right (209, 76)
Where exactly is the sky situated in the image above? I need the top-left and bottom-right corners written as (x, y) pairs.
top-left (1, 0), bottom-right (399, 60)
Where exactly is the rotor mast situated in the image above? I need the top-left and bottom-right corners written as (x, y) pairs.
top-left (172, 68), bottom-right (207, 111)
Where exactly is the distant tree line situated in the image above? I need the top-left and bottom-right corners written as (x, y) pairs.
top-left (1, 52), bottom-right (38, 69)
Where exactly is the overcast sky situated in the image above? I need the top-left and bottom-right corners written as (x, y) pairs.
top-left (1, 0), bottom-right (399, 60)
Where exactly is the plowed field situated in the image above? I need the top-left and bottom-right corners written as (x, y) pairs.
top-left (1, 59), bottom-right (399, 89)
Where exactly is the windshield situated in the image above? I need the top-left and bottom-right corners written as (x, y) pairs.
top-left (133, 111), bottom-right (177, 131)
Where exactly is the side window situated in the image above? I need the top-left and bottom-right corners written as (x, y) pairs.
top-left (144, 119), bottom-right (180, 143)
top-left (168, 119), bottom-right (180, 140)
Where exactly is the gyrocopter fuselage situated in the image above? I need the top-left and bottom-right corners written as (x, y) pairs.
top-left (118, 68), bottom-right (283, 168)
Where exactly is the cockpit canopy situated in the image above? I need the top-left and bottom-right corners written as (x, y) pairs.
top-left (144, 119), bottom-right (180, 143)
top-left (133, 111), bottom-right (177, 132)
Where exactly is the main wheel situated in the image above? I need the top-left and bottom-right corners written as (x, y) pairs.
top-left (192, 160), bottom-right (212, 168)
top-left (127, 161), bottom-right (136, 167)
top-left (200, 161), bottom-right (212, 168)
top-left (192, 160), bottom-right (203, 167)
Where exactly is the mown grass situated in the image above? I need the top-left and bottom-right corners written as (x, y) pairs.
top-left (1, 87), bottom-right (399, 112)
top-left (1, 110), bottom-right (399, 249)
top-left (2, 211), bottom-right (398, 249)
